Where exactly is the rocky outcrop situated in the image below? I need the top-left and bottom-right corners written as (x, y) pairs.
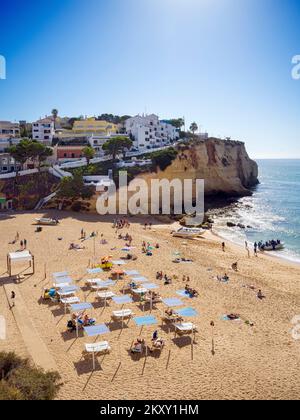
top-left (136, 138), bottom-right (258, 199)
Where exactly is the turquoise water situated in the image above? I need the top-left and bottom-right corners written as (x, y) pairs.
top-left (213, 159), bottom-right (300, 263)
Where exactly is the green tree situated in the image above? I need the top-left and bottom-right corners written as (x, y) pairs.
top-left (30, 142), bottom-right (53, 171)
top-left (51, 109), bottom-right (58, 129)
top-left (102, 136), bottom-right (133, 161)
top-left (189, 122), bottom-right (198, 138)
top-left (82, 146), bottom-right (95, 165)
top-left (57, 172), bottom-right (94, 203)
top-left (166, 118), bottom-right (185, 130)
top-left (8, 139), bottom-right (33, 175)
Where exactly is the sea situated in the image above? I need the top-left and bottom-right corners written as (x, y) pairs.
top-left (211, 159), bottom-right (300, 264)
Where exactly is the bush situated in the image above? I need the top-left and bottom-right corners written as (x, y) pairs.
top-left (0, 381), bottom-right (24, 400)
top-left (144, 148), bottom-right (178, 171)
top-left (0, 352), bottom-right (27, 380)
top-left (71, 201), bottom-right (82, 212)
top-left (8, 366), bottom-right (61, 401)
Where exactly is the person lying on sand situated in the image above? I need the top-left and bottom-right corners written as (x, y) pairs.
top-left (69, 243), bottom-right (86, 250)
top-left (227, 313), bottom-right (240, 321)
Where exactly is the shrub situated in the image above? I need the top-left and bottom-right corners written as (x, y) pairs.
top-left (145, 148), bottom-right (178, 171)
top-left (8, 366), bottom-right (61, 401)
top-left (71, 201), bottom-right (82, 212)
top-left (0, 352), bottom-right (27, 380)
top-left (0, 381), bottom-right (24, 400)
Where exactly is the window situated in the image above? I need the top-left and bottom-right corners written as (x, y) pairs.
top-left (44, 136), bottom-right (49, 140)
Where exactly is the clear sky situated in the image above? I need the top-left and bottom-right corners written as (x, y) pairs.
top-left (0, 0), bottom-right (299, 158)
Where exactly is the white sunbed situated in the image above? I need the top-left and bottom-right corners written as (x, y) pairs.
top-left (112, 309), bottom-right (133, 321)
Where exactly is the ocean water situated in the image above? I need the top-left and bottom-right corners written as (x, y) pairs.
top-left (212, 159), bottom-right (300, 263)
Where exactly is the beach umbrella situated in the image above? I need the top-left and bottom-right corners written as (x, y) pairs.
top-left (83, 324), bottom-right (111, 370)
top-left (125, 270), bottom-right (140, 276)
top-left (70, 302), bottom-right (93, 338)
top-left (174, 307), bottom-right (199, 359)
top-left (112, 295), bottom-right (134, 329)
top-left (133, 315), bottom-right (158, 357)
top-left (162, 298), bottom-right (184, 331)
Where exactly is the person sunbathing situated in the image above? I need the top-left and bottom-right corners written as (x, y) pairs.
top-left (69, 243), bottom-right (85, 250)
top-left (227, 313), bottom-right (240, 320)
top-left (150, 338), bottom-right (165, 352)
top-left (131, 339), bottom-right (145, 354)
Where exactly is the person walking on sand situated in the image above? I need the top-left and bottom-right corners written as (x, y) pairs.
top-left (24, 239), bottom-right (27, 249)
top-left (222, 242), bottom-right (226, 252)
top-left (254, 242), bottom-right (258, 257)
top-left (10, 291), bottom-right (15, 308)
top-left (20, 240), bottom-right (23, 250)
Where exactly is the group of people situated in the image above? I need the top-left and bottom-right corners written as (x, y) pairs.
top-left (156, 272), bottom-right (172, 285)
top-left (142, 241), bottom-right (159, 256)
top-left (131, 331), bottom-right (165, 354)
top-left (144, 222), bottom-right (153, 230)
top-left (67, 313), bottom-right (96, 332)
top-left (257, 239), bottom-right (281, 251)
top-left (184, 284), bottom-right (199, 297)
top-left (113, 219), bottom-right (131, 231)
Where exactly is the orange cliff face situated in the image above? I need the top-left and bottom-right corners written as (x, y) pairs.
top-left (135, 139), bottom-right (259, 199)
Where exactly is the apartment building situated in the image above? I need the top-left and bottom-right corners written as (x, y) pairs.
top-left (0, 121), bottom-right (20, 139)
top-left (32, 118), bottom-right (55, 145)
top-left (73, 118), bottom-right (118, 136)
top-left (0, 153), bottom-right (21, 174)
top-left (125, 114), bottom-right (179, 152)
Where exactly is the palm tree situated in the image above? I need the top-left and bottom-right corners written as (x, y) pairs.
top-left (51, 109), bottom-right (58, 129)
top-left (189, 122), bottom-right (198, 139)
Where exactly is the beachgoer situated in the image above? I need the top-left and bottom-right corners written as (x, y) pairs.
top-left (222, 242), bottom-right (225, 252)
top-left (10, 291), bottom-right (15, 308)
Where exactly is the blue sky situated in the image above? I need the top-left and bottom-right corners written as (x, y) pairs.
top-left (0, 0), bottom-right (299, 158)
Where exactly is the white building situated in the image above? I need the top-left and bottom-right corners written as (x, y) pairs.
top-left (125, 114), bottom-right (179, 152)
top-left (87, 134), bottom-right (130, 157)
top-left (32, 118), bottom-right (55, 145)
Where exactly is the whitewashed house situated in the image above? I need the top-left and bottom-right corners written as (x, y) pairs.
top-left (32, 118), bottom-right (55, 145)
top-left (125, 114), bottom-right (179, 152)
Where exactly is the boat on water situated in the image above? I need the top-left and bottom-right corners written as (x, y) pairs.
top-left (259, 243), bottom-right (285, 252)
top-left (172, 227), bottom-right (205, 239)
top-left (258, 240), bottom-right (285, 252)
top-left (35, 218), bottom-right (59, 226)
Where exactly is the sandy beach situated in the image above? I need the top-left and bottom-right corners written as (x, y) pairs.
top-left (0, 210), bottom-right (300, 400)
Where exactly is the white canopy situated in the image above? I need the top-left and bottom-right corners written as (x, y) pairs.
top-left (8, 251), bottom-right (32, 262)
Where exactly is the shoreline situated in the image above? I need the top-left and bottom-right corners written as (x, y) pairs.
top-left (211, 226), bottom-right (300, 268)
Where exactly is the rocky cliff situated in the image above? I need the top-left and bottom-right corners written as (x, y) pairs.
top-left (134, 138), bottom-right (258, 202)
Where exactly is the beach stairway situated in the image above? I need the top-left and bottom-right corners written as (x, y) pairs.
top-left (34, 192), bottom-right (57, 210)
